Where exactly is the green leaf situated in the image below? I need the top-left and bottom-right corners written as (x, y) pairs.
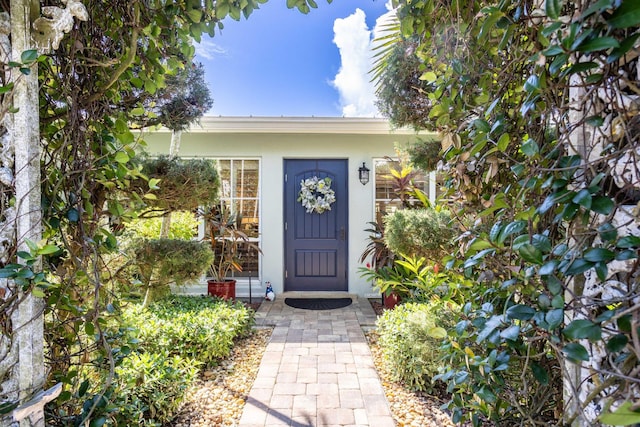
top-left (539, 259), bottom-right (559, 276)
top-left (549, 53), bottom-right (569, 75)
top-left (519, 244), bottom-right (543, 265)
top-left (497, 133), bottom-right (509, 152)
top-left (489, 222), bottom-right (503, 243)
top-left (595, 262), bottom-right (608, 281)
top-left (531, 362), bottom-right (549, 385)
top-left (581, 0), bottom-right (615, 20)
top-left (572, 189), bottom-right (592, 209)
top-left (420, 71), bottom-right (437, 82)
top-left (500, 324), bottom-right (520, 341)
top-left (563, 319), bottom-right (602, 341)
top-left (114, 151), bottom-right (130, 164)
top-left (21, 49), bottom-right (38, 63)
top-left (585, 115), bottom-right (604, 127)
top-left (542, 45), bottom-right (564, 56)
top-left (428, 327), bottom-right (447, 339)
top-left (608, 0), bottom-right (640, 29)
top-left (565, 258), bottom-right (594, 275)
top-left (546, 276), bottom-right (563, 295)
top-left (477, 315), bottom-right (504, 343)
top-left (599, 402), bottom-right (640, 425)
top-left (598, 223), bottom-right (618, 242)
top-left (67, 208), bottom-right (80, 223)
top-left (577, 36), bottom-right (620, 52)
top-left (545, 0), bottom-right (562, 19)
top-left (186, 8), bottom-right (202, 22)
top-left (591, 196), bottom-right (614, 214)
top-left (616, 235), bottom-right (640, 248)
top-left (498, 220), bottom-right (527, 244)
top-left (38, 245), bottom-right (60, 255)
top-left (606, 333), bottom-right (629, 352)
top-left (616, 249), bottom-right (637, 261)
top-left (583, 248), bottom-right (615, 263)
top-left (0, 401), bottom-right (18, 415)
top-left (563, 342), bottom-right (590, 363)
top-left (546, 308), bottom-right (564, 330)
top-left (468, 238), bottom-right (493, 253)
top-left (506, 304), bottom-right (536, 321)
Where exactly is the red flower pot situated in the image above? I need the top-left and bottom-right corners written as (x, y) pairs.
top-left (383, 292), bottom-right (401, 309)
top-left (207, 279), bottom-right (236, 300)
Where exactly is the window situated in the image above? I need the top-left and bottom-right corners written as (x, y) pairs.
top-left (373, 158), bottom-right (438, 225)
top-left (216, 159), bottom-right (260, 278)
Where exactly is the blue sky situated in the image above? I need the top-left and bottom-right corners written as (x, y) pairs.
top-left (194, 1), bottom-right (393, 117)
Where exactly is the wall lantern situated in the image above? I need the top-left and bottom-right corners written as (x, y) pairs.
top-left (358, 162), bottom-right (370, 185)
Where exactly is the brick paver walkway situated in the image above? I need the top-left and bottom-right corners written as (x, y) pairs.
top-left (238, 293), bottom-right (395, 427)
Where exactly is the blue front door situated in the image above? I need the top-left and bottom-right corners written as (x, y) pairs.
top-left (284, 159), bottom-right (348, 292)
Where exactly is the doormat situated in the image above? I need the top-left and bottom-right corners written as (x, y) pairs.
top-left (284, 297), bottom-right (352, 310)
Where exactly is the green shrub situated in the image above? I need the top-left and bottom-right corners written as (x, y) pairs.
top-left (135, 156), bottom-right (219, 212)
top-left (124, 296), bottom-right (254, 365)
top-left (113, 352), bottom-right (200, 426)
top-left (384, 208), bottom-right (455, 262)
top-left (129, 238), bottom-right (213, 305)
top-left (376, 301), bottom-right (457, 391)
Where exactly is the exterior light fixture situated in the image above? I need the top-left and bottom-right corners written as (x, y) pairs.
top-left (358, 162), bottom-right (370, 185)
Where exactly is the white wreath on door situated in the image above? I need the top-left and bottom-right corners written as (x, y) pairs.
top-left (297, 176), bottom-right (336, 214)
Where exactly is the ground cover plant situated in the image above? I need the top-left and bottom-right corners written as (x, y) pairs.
top-left (374, 0), bottom-right (640, 425)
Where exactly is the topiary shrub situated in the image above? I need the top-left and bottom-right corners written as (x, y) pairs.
top-left (124, 295), bottom-right (254, 365)
top-left (376, 301), bottom-right (457, 391)
top-left (135, 156), bottom-right (219, 212)
top-left (129, 238), bottom-right (213, 305)
top-left (384, 208), bottom-right (455, 262)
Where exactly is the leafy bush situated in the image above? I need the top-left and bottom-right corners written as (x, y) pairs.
top-left (112, 352), bottom-right (200, 426)
top-left (376, 301), bottom-right (457, 391)
top-left (124, 296), bottom-right (254, 365)
top-left (384, 208), bottom-right (454, 262)
top-left (359, 255), bottom-right (471, 302)
top-left (434, 296), bottom-right (562, 426)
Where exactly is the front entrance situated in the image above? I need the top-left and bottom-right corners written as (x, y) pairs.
top-left (284, 159), bottom-right (348, 292)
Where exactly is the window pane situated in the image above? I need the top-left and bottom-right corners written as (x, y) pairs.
top-left (218, 160), bottom-right (232, 198)
top-left (210, 158), bottom-right (261, 278)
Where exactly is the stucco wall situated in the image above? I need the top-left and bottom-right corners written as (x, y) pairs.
top-left (141, 117), bottom-right (430, 298)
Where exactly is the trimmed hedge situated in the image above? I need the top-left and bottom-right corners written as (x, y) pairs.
top-left (124, 295), bottom-right (254, 365)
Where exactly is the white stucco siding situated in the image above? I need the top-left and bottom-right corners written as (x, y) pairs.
top-left (141, 117), bottom-right (432, 297)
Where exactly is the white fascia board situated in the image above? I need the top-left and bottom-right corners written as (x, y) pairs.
top-left (151, 116), bottom-right (437, 137)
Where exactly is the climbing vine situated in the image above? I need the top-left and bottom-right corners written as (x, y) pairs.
top-left (377, 0), bottom-right (640, 425)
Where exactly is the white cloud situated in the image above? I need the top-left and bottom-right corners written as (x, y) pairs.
top-left (331, 2), bottom-right (396, 117)
top-left (194, 38), bottom-right (226, 60)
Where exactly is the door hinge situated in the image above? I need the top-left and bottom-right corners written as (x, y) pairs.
top-left (284, 173), bottom-right (287, 182)
top-left (285, 222), bottom-right (287, 231)
top-left (285, 270), bottom-right (288, 279)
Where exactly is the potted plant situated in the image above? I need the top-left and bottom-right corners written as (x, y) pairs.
top-left (200, 203), bottom-right (261, 300)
